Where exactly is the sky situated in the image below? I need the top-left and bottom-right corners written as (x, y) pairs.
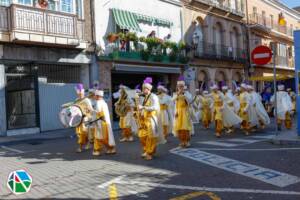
top-left (280, 0), bottom-right (300, 8)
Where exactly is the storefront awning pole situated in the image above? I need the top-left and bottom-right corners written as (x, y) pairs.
top-left (272, 43), bottom-right (278, 136)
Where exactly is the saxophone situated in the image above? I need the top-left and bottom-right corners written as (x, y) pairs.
top-left (134, 94), bottom-right (148, 137)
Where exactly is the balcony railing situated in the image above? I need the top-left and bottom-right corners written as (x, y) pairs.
top-left (195, 0), bottom-right (244, 16)
top-left (0, 4), bottom-right (85, 46)
top-left (249, 13), bottom-right (294, 37)
top-left (276, 56), bottom-right (294, 68)
top-left (193, 41), bottom-right (247, 63)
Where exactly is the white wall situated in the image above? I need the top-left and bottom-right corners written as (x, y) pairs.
top-left (0, 64), bottom-right (6, 136)
top-left (95, 0), bottom-right (182, 50)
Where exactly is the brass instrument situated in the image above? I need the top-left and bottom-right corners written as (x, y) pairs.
top-left (134, 94), bottom-right (148, 137)
top-left (115, 96), bottom-right (131, 117)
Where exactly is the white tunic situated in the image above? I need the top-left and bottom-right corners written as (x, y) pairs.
top-left (94, 99), bottom-right (116, 146)
top-left (250, 92), bottom-right (270, 125)
top-left (158, 93), bottom-right (174, 133)
top-left (271, 91), bottom-right (293, 120)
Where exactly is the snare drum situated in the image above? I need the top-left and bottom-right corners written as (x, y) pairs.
top-left (59, 105), bottom-right (83, 128)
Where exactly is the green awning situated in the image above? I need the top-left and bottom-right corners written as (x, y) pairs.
top-left (111, 8), bottom-right (141, 32)
top-left (155, 19), bottom-right (173, 27)
top-left (136, 14), bottom-right (155, 23)
top-left (111, 8), bottom-right (173, 31)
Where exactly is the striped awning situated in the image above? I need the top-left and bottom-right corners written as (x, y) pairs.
top-left (112, 8), bottom-right (173, 30)
top-left (111, 8), bottom-right (141, 32)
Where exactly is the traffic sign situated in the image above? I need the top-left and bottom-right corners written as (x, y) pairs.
top-left (251, 45), bottom-right (272, 65)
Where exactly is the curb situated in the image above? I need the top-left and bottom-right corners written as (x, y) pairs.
top-left (269, 138), bottom-right (300, 145)
top-left (0, 127), bottom-right (121, 147)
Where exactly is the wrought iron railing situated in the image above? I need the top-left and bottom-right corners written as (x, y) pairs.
top-left (249, 13), bottom-right (294, 36)
top-left (193, 41), bottom-right (247, 63)
top-left (195, 0), bottom-right (244, 16)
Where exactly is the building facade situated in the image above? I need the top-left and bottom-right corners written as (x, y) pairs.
top-left (0, 0), bottom-right (93, 136)
top-left (182, 0), bottom-right (247, 92)
top-left (95, 0), bottom-right (185, 120)
top-left (246, 0), bottom-right (300, 91)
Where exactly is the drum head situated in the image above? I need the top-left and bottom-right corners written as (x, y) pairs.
top-left (59, 105), bottom-right (83, 128)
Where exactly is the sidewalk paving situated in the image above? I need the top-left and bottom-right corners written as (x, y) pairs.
top-left (270, 129), bottom-right (300, 145)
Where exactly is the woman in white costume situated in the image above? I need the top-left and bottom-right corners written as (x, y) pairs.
top-left (92, 90), bottom-right (116, 156)
top-left (271, 85), bottom-right (293, 130)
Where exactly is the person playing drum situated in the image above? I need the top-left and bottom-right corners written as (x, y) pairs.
top-left (74, 84), bottom-right (94, 153)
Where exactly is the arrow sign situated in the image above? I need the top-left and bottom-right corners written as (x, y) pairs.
top-left (251, 45), bottom-right (273, 65)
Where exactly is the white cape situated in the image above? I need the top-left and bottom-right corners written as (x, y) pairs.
top-left (94, 99), bottom-right (116, 146)
top-left (252, 92), bottom-right (270, 125)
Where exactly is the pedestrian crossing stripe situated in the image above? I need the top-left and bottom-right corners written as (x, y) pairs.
top-left (170, 148), bottom-right (300, 187)
top-left (198, 135), bottom-right (273, 147)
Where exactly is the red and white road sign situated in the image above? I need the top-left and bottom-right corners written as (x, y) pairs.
top-left (251, 45), bottom-right (273, 65)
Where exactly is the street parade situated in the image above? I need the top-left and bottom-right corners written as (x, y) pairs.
top-left (59, 76), bottom-right (295, 161)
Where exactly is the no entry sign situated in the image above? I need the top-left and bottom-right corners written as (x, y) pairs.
top-left (251, 45), bottom-right (273, 65)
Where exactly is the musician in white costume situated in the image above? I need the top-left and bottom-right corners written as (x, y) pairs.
top-left (74, 84), bottom-right (94, 153)
top-left (115, 85), bottom-right (135, 142)
top-left (271, 85), bottom-right (293, 130)
top-left (191, 89), bottom-right (202, 124)
top-left (86, 88), bottom-right (96, 150)
top-left (136, 77), bottom-right (165, 160)
top-left (247, 85), bottom-right (270, 129)
top-left (238, 84), bottom-right (251, 135)
top-left (221, 86), bottom-right (241, 133)
top-left (92, 90), bottom-right (116, 156)
top-left (157, 84), bottom-right (174, 140)
top-left (173, 76), bottom-right (193, 147)
top-left (247, 85), bottom-right (259, 131)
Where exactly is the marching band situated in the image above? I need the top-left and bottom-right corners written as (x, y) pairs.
top-left (60, 77), bottom-right (294, 160)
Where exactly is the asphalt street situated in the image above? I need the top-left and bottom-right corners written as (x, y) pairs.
top-left (0, 123), bottom-right (300, 200)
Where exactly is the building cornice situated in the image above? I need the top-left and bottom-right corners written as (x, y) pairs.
top-left (262, 0), bottom-right (300, 20)
top-left (159, 0), bottom-right (183, 7)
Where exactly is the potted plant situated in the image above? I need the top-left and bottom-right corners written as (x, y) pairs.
top-left (106, 33), bottom-right (119, 43)
top-left (153, 52), bottom-right (164, 62)
top-left (178, 55), bottom-right (189, 64)
top-left (169, 52), bottom-right (177, 62)
top-left (140, 49), bottom-right (150, 61)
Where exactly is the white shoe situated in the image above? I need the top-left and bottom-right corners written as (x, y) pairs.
top-left (92, 151), bottom-right (101, 156)
top-left (119, 138), bottom-right (127, 142)
top-left (128, 136), bottom-right (134, 142)
top-left (76, 147), bottom-right (82, 153)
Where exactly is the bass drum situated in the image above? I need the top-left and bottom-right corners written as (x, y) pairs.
top-left (59, 105), bottom-right (83, 128)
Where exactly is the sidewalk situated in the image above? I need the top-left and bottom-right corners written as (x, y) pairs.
top-left (270, 129), bottom-right (300, 145)
top-left (0, 123), bottom-right (121, 146)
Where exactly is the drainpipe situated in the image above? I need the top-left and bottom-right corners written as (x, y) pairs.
top-left (89, 0), bottom-right (99, 85)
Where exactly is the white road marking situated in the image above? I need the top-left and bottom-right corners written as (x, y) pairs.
top-left (251, 135), bottom-right (274, 139)
top-left (97, 175), bottom-right (126, 189)
top-left (228, 138), bottom-right (260, 143)
top-left (115, 179), bottom-right (300, 196)
top-left (170, 148), bottom-right (300, 187)
top-left (198, 141), bottom-right (237, 147)
top-left (1, 145), bottom-right (24, 154)
top-left (198, 135), bottom-right (273, 148)
top-left (195, 147), bottom-right (300, 151)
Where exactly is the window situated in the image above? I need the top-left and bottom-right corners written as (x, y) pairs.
top-left (76, 0), bottom-right (83, 18)
top-left (262, 11), bottom-right (266, 26)
top-left (60, 0), bottom-right (73, 13)
top-left (253, 7), bottom-right (257, 14)
top-left (18, 0), bottom-right (32, 5)
top-left (270, 15), bottom-right (274, 28)
top-left (48, 0), bottom-right (57, 11)
top-left (0, 0), bottom-right (10, 6)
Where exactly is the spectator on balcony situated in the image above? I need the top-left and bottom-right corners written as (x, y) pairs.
top-left (147, 31), bottom-right (156, 38)
top-left (164, 34), bottom-right (171, 42)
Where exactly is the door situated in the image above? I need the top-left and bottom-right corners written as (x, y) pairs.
top-left (6, 73), bottom-right (39, 130)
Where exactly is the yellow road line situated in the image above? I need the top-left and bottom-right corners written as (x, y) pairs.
top-left (170, 191), bottom-right (221, 200)
top-left (109, 183), bottom-right (118, 200)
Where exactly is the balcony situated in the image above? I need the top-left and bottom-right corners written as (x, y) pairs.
top-left (248, 13), bottom-right (294, 37)
top-left (189, 0), bottom-right (245, 19)
top-left (276, 56), bottom-right (294, 69)
top-left (193, 41), bottom-right (247, 63)
top-left (0, 4), bottom-right (86, 48)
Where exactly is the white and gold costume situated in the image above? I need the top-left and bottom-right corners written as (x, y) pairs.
top-left (93, 90), bottom-right (116, 155)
